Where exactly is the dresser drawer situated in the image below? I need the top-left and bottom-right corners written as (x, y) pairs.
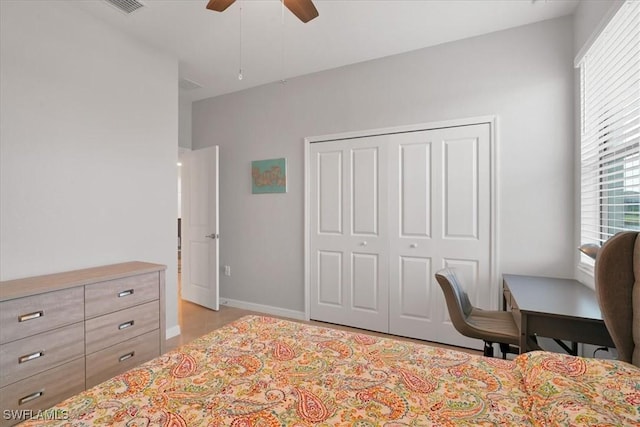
top-left (85, 300), bottom-right (159, 354)
top-left (85, 272), bottom-right (159, 319)
top-left (0, 358), bottom-right (85, 427)
top-left (0, 288), bottom-right (84, 345)
top-left (86, 330), bottom-right (159, 389)
top-left (0, 322), bottom-right (84, 388)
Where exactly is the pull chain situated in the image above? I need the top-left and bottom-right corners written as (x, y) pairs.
top-left (238, 0), bottom-right (243, 80)
top-left (280, 1), bottom-right (286, 84)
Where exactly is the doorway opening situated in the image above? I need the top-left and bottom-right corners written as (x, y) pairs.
top-left (177, 147), bottom-right (188, 298)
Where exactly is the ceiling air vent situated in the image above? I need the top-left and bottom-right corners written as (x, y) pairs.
top-left (179, 78), bottom-right (203, 91)
top-left (103, 0), bottom-right (145, 14)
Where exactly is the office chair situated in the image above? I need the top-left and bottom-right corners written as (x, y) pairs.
top-left (435, 268), bottom-right (520, 358)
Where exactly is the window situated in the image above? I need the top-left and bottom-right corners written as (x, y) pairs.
top-left (579, 0), bottom-right (640, 266)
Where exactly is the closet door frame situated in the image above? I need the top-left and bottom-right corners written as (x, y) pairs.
top-left (304, 115), bottom-right (499, 321)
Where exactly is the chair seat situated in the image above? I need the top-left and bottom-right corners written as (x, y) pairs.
top-left (465, 308), bottom-right (520, 346)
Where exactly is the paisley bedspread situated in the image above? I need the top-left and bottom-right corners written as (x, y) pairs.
top-left (19, 315), bottom-right (640, 426)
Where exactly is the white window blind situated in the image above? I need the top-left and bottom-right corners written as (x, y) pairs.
top-left (579, 0), bottom-right (640, 264)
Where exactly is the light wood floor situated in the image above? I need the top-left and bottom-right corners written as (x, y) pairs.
top-left (166, 299), bottom-right (481, 355)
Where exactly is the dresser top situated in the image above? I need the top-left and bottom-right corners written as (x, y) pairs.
top-left (0, 261), bottom-right (166, 301)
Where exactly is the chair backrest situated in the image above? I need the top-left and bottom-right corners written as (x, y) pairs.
top-left (594, 231), bottom-right (640, 367)
top-left (435, 268), bottom-right (474, 333)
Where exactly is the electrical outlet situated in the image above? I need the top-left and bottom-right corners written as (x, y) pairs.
top-left (224, 265), bottom-right (231, 276)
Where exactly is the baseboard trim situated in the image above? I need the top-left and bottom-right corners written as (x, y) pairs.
top-left (166, 325), bottom-right (181, 339)
top-left (222, 298), bottom-right (306, 321)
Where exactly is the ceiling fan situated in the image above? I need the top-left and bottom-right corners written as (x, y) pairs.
top-left (206, 0), bottom-right (319, 23)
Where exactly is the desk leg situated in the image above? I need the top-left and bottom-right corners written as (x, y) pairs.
top-left (519, 315), bottom-right (529, 353)
top-left (552, 339), bottom-right (578, 356)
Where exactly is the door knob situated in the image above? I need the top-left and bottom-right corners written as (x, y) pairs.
top-left (205, 234), bottom-right (219, 239)
top-left (361, 241), bottom-right (368, 246)
top-left (410, 243), bottom-right (418, 248)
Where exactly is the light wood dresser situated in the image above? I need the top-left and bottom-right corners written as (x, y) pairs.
top-left (0, 262), bottom-right (166, 426)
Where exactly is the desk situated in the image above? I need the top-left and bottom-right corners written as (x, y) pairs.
top-left (503, 274), bottom-right (614, 354)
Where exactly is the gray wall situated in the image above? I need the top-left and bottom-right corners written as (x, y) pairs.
top-left (193, 17), bottom-right (575, 313)
top-left (179, 94), bottom-right (193, 149)
top-left (0, 1), bottom-right (180, 334)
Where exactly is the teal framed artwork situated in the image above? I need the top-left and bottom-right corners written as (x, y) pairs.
top-left (251, 158), bottom-right (287, 194)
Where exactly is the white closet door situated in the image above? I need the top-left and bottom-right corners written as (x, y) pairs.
top-left (309, 136), bottom-right (389, 332)
top-left (308, 122), bottom-right (493, 349)
top-left (388, 124), bottom-right (491, 348)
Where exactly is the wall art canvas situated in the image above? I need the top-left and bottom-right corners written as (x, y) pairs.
top-left (251, 158), bottom-right (287, 194)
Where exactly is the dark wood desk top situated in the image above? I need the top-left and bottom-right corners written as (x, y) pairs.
top-left (503, 274), bottom-right (604, 322)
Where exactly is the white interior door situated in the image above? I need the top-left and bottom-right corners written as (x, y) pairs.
top-left (309, 135), bottom-right (389, 332)
top-left (181, 146), bottom-right (219, 311)
top-left (308, 121), bottom-right (493, 349)
top-left (388, 124), bottom-right (491, 349)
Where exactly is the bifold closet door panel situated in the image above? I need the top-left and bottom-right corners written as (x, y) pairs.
top-left (388, 124), bottom-right (491, 349)
top-left (309, 136), bottom-right (389, 333)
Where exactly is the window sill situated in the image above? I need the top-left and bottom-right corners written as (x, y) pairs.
top-left (576, 262), bottom-right (595, 290)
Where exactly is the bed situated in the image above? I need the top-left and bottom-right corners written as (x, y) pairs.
top-left (19, 314), bottom-right (640, 426)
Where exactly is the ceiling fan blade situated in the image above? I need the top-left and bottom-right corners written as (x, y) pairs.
top-left (206, 0), bottom-right (236, 12)
top-left (283, 0), bottom-right (319, 23)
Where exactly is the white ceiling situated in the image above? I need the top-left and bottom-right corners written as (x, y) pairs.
top-left (73, 0), bottom-right (580, 101)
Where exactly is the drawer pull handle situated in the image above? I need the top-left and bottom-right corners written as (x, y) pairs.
top-left (19, 351), bottom-right (45, 364)
top-left (18, 311), bottom-right (44, 322)
top-left (119, 351), bottom-right (135, 362)
top-left (119, 320), bottom-right (134, 330)
top-left (19, 390), bottom-right (44, 405)
top-left (118, 289), bottom-right (134, 298)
